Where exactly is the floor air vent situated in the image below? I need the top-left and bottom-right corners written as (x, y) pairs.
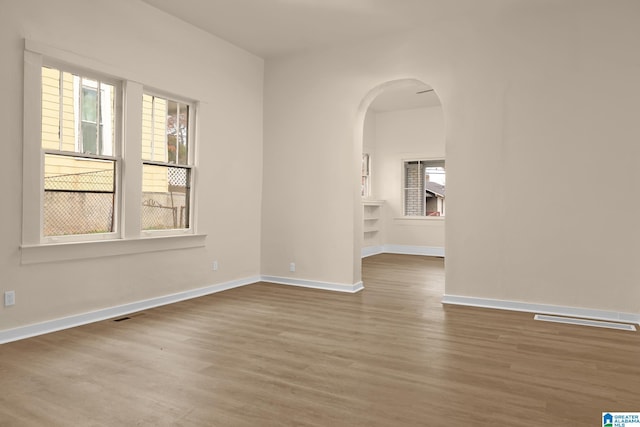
top-left (534, 314), bottom-right (637, 331)
top-left (113, 313), bottom-right (145, 322)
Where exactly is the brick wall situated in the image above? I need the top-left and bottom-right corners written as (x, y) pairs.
top-left (404, 161), bottom-right (425, 215)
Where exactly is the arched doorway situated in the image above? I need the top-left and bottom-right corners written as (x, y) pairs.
top-left (355, 79), bottom-right (445, 282)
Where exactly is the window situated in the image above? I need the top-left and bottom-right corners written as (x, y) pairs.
top-left (41, 65), bottom-right (119, 239)
top-left (141, 94), bottom-right (193, 231)
top-left (403, 159), bottom-right (445, 216)
top-left (361, 153), bottom-right (371, 197)
top-left (23, 45), bottom-right (200, 251)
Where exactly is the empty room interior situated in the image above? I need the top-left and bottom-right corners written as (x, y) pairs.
top-left (1, 0), bottom-right (639, 425)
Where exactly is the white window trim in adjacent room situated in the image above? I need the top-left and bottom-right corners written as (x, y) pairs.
top-left (361, 153), bottom-right (371, 198)
top-left (21, 40), bottom-right (205, 264)
top-left (401, 157), bottom-right (446, 220)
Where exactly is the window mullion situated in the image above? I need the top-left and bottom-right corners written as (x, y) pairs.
top-left (78, 77), bottom-right (83, 153)
top-left (96, 81), bottom-right (101, 155)
top-left (164, 101), bottom-right (168, 163)
top-left (176, 102), bottom-right (180, 165)
top-left (122, 81), bottom-right (144, 238)
top-left (150, 96), bottom-right (155, 160)
top-left (58, 71), bottom-right (64, 151)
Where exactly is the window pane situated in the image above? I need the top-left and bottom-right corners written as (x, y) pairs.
top-left (362, 153), bottom-right (370, 176)
top-left (404, 161), bottom-right (422, 189)
top-left (142, 95), bottom-right (190, 164)
top-left (81, 122), bottom-right (98, 155)
top-left (82, 86), bottom-right (97, 123)
top-left (425, 166), bottom-right (445, 184)
top-left (403, 160), bottom-right (446, 217)
top-left (42, 67), bottom-right (115, 156)
top-left (424, 163), bottom-right (445, 216)
top-left (43, 154), bottom-right (115, 236)
top-left (167, 100), bottom-right (189, 165)
top-left (61, 72), bottom-right (76, 151)
top-left (99, 82), bottom-right (114, 156)
top-left (154, 97), bottom-right (168, 162)
top-left (141, 164), bottom-right (190, 230)
top-left (41, 67), bottom-right (61, 150)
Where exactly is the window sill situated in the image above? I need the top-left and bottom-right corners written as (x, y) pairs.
top-left (394, 216), bottom-right (445, 222)
top-left (20, 234), bottom-right (207, 265)
top-left (362, 199), bottom-right (385, 206)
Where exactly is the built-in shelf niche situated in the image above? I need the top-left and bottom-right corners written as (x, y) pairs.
top-left (362, 200), bottom-right (384, 245)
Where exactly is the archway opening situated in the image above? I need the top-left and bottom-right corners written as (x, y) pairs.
top-left (356, 79), bottom-right (445, 282)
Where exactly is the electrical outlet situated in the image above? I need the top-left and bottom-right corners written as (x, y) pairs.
top-left (212, 260), bottom-right (218, 271)
top-left (4, 291), bottom-right (15, 307)
top-left (289, 262), bottom-right (296, 272)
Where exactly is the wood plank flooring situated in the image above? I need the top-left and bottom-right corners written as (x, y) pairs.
top-left (1, 254), bottom-right (638, 426)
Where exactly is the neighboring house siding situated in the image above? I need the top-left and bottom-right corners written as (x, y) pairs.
top-left (42, 69), bottom-right (85, 153)
top-left (142, 94), bottom-right (169, 193)
top-left (42, 68), bottom-right (112, 186)
top-left (41, 67), bottom-right (61, 149)
top-left (426, 196), bottom-right (438, 215)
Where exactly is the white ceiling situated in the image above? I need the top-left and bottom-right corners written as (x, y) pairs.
top-left (141, 0), bottom-right (456, 111)
top-left (368, 84), bottom-right (441, 112)
top-left (141, 0), bottom-right (499, 59)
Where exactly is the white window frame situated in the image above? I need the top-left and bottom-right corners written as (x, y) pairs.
top-left (361, 153), bottom-right (371, 198)
top-left (140, 90), bottom-right (196, 237)
top-left (401, 158), bottom-right (446, 218)
top-left (21, 40), bottom-right (204, 263)
top-left (32, 59), bottom-right (123, 244)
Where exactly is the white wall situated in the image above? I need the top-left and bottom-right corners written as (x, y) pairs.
top-left (362, 110), bottom-right (377, 163)
top-left (0, 0), bottom-right (264, 332)
top-left (3, 0), bottom-right (640, 336)
top-left (370, 106), bottom-right (445, 249)
top-left (361, 111), bottom-right (383, 248)
top-left (262, 0), bottom-right (640, 314)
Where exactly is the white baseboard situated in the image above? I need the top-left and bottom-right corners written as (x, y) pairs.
top-left (261, 276), bottom-right (365, 293)
top-left (0, 276), bottom-right (260, 345)
top-left (442, 294), bottom-right (640, 325)
top-left (362, 245), bottom-right (384, 258)
top-left (0, 274), bottom-right (366, 344)
top-left (384, 244), bottom-right (445, 257)
top-left (361, 244), bottom-right (445, 258)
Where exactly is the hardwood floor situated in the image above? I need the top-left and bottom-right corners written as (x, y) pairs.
top-left (1, 254), bottom-right (638, 426)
